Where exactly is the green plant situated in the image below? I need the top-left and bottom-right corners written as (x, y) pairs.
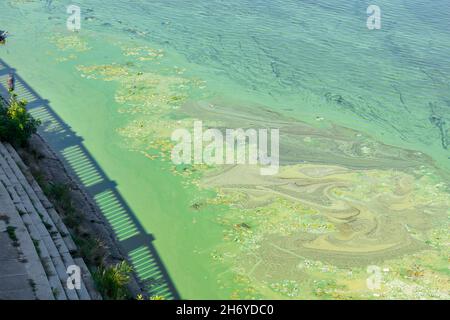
top-left (93, 261), bottom-right (133, 300)
top-left (6, 226), bottom-right (18, 243)
top-left (43, 221), bottom-right (53, 231)
top-left (72, 234), bottom-right (104, 265)
top-left (0, 95), bottom-right (40, 146)
top-left (32, 238), bottom-right (41, 256)
top-left (52, 287), bottom-right (60, 299)
top-left (44, 183), bottom-right (71, 204)
top-left (28, 279), bottom-right (37, 294)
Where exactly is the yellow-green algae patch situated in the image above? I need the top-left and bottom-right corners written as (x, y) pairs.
top-left (46, 32), bottom-right (91, 63)
top-left (50, 33), bottom-right (91, 52)
top-left (122, 46), bottom-right (164, 61)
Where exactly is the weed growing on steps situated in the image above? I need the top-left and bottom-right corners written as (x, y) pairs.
top-left (6, 225), bottom-right (19, 246)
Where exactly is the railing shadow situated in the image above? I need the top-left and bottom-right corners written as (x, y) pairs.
top-left (0, 59), bottom-right (180, 300)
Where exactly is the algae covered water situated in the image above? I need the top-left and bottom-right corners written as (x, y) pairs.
top-left (0, 1), bottom-right (449, 299)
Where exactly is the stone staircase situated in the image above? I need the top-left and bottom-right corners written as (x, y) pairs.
top-left (0, 141), bottom-right (100, 300)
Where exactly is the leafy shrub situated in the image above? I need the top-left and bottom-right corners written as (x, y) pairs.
top-left (0, 95), bottom-right (40, 146)
top-left (93, 261), bottom-right (133, 300)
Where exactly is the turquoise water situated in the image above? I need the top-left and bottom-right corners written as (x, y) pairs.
top-left (73, 0), bottom-right (450, 165)
top-left (1, 0), bottom-right (449, 299)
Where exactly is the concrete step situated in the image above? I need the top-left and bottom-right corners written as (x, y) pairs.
top-left (4, 143), bottom-right (78, 254)
top-left (0, 150), bottom-right (70, 299)
top-left (0, 142), bottom-right (96, 300)
top-left (0, 180), bottom-right (54, 300)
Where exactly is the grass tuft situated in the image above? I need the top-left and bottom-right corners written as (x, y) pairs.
top-left (93, 261), bottom-right (133, 300)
